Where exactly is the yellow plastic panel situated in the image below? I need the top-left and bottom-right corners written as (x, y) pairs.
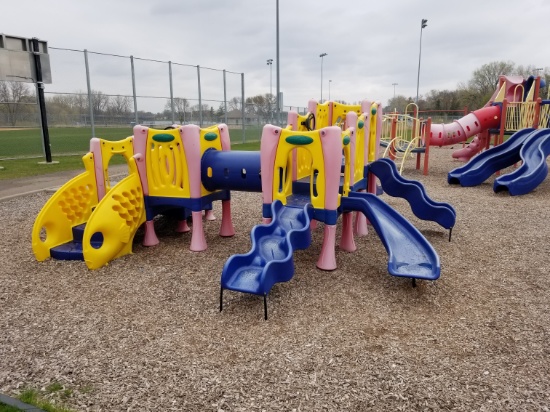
top-left (493, 83), bottom-right (506, 103)
top-left (98, 136), bottom-right (134, 192)
top-left (295, 147), bottom-right (313, 180)
top-left (368, 103), bottom-right (379, 163)
top-left (296, 113), bottom-right (311, 131)
top-left (354, 114), bottom-right (367, 183)
top-left (200, 125), bottom-right (224, 153)
top-left (83, 158), bottom-right (145, 270)
top-left (274, 129), bottom-right (326, 210)
top-left (200, 125), bottom-right (224, 196)
top-left (341, 131), bottom-right (352, 197)
top-left (32, 153), bottom-right (98, 261)
top-left (146, 128), bottom-right (190, 198)
top-left (315, 102), bottom-right (330, 129)
top-left (331, 103), bottom-right (361, 127)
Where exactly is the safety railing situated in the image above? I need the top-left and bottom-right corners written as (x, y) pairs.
top-left (538, 101), bottom-right (550, 129)
top-left (381, 103), bottom-right (429, 174)
top-left (504, 101), bottom-right (537, 131)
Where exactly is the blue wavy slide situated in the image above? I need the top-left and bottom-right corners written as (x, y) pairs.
top-left (447, 128), bottom-right (535, 186)
top-left (369, 158), bottom-right (456, 230)
top-left (493, 128), bottom-right (550, 195)
top-left (342, 192), bottom-right (440, 281)
top-left (220, 200), bottom-right (312, 318)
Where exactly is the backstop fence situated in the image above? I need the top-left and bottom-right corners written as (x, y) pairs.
top-left (0, 47), bottom-right (307, 159)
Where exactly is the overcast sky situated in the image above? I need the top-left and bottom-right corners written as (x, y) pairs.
top-left (3, 0), bottom-right (550, 112)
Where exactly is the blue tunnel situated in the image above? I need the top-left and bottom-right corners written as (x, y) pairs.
top-left (201, 149), bottom-right (263, 192)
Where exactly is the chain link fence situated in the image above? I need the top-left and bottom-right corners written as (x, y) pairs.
top-left (0, 47), bottom-right (307, 159)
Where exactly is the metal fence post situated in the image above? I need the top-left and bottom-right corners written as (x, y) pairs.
top-left (276, 0), bottom-right (281, 126)
top-left (84, 49), bottom-right (95, 137)
top-left (241, 72), bottom-right (245, 143)
top-left (223, 69), bottom-right (228, 125)
top-left (197, 65), bottom-right (203, 127)
top-left (30, 38), bottom-right (52, 163)
top-left (130, 55), bottom-right (138, 125)
top-left (169, 60), bottom-right (175, 125)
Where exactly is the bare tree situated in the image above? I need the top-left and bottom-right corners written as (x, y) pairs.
top-left (91, 90), bottom-right (110, 114)
top-left (47, 94), bottom-right (76, 125)
top-left (190, 103), bottom-right (211, 122)
top-left (70, 91), bottom-right (89, 115)
top-left (228, 96), bottom-right (242, 111)
top-left (108, 95), bottom-right (131, 116)
top-left (245, 94), bottom-right (271, 120)
top-left (468, 61), bottom-right (516, 98)
top-left (164, 97), bottom-right (190, 124)
top-left (0, 81), bottom-right (33, 126)
top-left (424, 89), bottom-right (461, 112)
top-left (174, 98), bottom-right (190, 123)
top-left (384, 95), bottom-right (414, 114)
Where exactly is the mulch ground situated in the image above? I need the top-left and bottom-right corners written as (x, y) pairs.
top-left (0, 146), bottom-right (549, 411)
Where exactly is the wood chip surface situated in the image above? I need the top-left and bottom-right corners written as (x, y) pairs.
top-left (1, 146), bottom-right (549, 411)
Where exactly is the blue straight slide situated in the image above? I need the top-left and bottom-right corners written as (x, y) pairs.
top-left (447, 128), bottom-right (535, 186)
top-left (493, 128), bottom-right (550, 195)
top-left (221, 200), bottom-right (313, 296)
top-left (369, 158), bottom-right (456, 230)
top-left (342, 192), bottom-right (440, 280)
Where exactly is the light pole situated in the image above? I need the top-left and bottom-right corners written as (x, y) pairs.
top-left (416, 18), bottom-right (428, 103)
top-left (267, 58), bottom-right (273, 121)
top-left (329, 79), bottom-right (332, 101)
top-left (392, 82), bottom-right (398, 99)
top-left (267, 59), bottom-right (273, 95)
top-left (535, 67), bottom-right (543, 77)
top-left (276, 0), bottom-right (280, 125)
top-left (320, 52), bottom-right (327, 102)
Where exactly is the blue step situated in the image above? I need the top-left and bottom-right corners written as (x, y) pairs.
top-left (50, 241), bottom-right (85, 260)
top-left (50, 223), bottom-right (103, 261)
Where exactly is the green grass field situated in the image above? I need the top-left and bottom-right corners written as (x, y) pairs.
top-left (0, 127), bottom-right (134, 159)
top-left (0, 126), bottom-right (262, 180)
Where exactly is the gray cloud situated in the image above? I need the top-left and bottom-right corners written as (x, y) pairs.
top-left (3, 0), bottom-right (549, 112)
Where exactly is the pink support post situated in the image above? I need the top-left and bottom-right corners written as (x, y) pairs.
top-left (204, 210), bottom-right (216, 221)
top-left (317, 224), bottom-right (337, 271)
top-left (310, 219), bottom-right (318, 231)
top-left (176, 219), bottom-right (190, 233)
top-left (219, 200), bottom-right (235, 237)
top-left (90, 138), bottom-right (106, 201)
top-left (260, 125), bottom-right (281, 206)
top-left (190, 211), bottom-right (207, 251)
top-left (132, 126), bottom-right (150, 195)
top-left (354, 198), bottom-right (368, 236)
top-left (307, 99), bottom-right (318, 114)
top-left (287, 111), bottom-right (298, 130)
top-left (143, 220), bottom-right (160, 246)
top-left (319, 127), bottom-right (344, 211)
top-left (340, 212), bottom-right (356, 252)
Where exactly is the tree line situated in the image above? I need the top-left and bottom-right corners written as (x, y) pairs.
top-left (1, 61), bottom-right (548, 127)
top-left (386, 61), bottom-right (549, 114)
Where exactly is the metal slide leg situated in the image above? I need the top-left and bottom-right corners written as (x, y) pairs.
top-left (263, 294), bottom-right (268, 320)
top-left (448, 227), bottom-right (453, 242)
top-left (412, 278), bottom-right (417, 288)
top-left (219, 287), bottom-right (223, 312)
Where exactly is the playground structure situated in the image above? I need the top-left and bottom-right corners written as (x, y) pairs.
top-left (380, 103), bottom-right (433, 176)
top-left (32, 99), bottom-right (456, 318)
top-left (448, 127), bottom-right (550, 195)
top-left (437, 75), bottom-right (547, 161)
top-left (444, 76), bottom-right (550, 196)
top-left (380, 75), bottom-right (548, 175)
